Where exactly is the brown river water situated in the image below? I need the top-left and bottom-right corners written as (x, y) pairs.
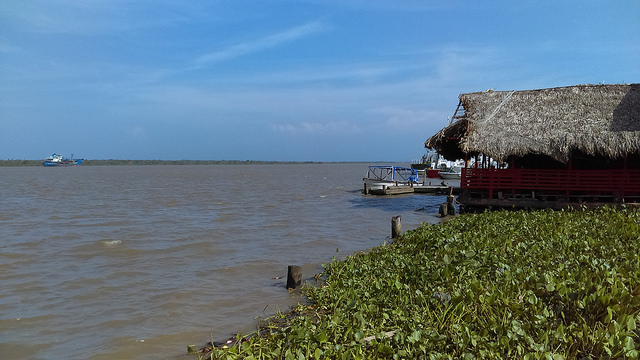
top-left (0, 164), bottom-right (452, 359)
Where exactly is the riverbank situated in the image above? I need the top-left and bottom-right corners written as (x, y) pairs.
top-left (195, 206), bottom-right (640, 359)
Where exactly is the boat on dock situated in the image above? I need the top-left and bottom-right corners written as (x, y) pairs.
top-left (412, 151), bottom-right (465, 179)
top-left (439, 167), bottom-right (462, 179)
top-left (438, 159), bottom-right (465, 180)
top-left (363, 165), bottom-right (420, 193)
top-left (411, 162), bottom-right (440, 178)
top-left (43, 153), bottom-right (84, 167)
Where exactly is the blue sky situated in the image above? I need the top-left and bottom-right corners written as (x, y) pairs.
top-left (1, 1), bottom-right (639, 161)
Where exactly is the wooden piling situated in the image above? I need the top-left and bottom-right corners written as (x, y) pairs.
top-left (391, 215), bottom-right (402, 238)
top-left (439, 203), bottom-right (448, 217)
top-left (287, 265), bottom-right (302, 290)
top-left (446, 195), bottom-right (456, 216)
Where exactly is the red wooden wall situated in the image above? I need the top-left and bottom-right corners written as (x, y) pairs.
top-left (461, 168), bottom-right (640, 200)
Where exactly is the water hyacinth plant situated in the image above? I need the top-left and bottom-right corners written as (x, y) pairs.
top-left (197, 207), bottom-right (640, 359)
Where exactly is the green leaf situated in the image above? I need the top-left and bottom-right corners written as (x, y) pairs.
top-left (377, 343), bottom-right (394, 356)
top-left (545, 282), bottom-right (555, 292)
top-left (625, 336), bottom-right (636, 351)
top-left (408, 329), bottom-right (421, 343)
top-left (285, 349), bottom-right (294, 360)
top-left (315, 331), bottom-right (328, 343)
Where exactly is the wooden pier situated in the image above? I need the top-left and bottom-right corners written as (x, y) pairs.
top-left (368, 184), bottom-right (460, 196)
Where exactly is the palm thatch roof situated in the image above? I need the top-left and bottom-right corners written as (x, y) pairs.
top-left (425, 84), bottom-right (640, 163)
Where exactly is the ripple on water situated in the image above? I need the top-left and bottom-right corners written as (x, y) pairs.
top-left (1, 164), bottom-right (445, 360)
top-left (102, 240), bottom-right (123, 247)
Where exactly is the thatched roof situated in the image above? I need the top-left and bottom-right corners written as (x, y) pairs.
top-left (425, 84), bottom-right (640, 163)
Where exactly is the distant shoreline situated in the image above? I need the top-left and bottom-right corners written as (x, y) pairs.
top-left (0, 160), bottom-right (369, 167)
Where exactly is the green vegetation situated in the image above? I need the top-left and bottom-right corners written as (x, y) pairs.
top-left (198, 207), bottom-right (640, 359)
top-left (0, 160), bottom-right (43, 166)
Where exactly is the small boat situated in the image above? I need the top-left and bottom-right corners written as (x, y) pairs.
top-left (438, 159), bottom-right (465, 180)
top-left (411, 161), bottom-right (440, 178)
top-left (412, 151), bottom-right (452, 178)
top-left (411, 150), bottom-right (437, 171)
top-left (410, 162), bottom-right (430, 171)
top-left (426, 169), bottom-right (441, 178)
top-left (363, 165), bottom-right (420, 191)
top-left (43, 153), bottom-right (84, 167)
top-left (438, 168), bottom-right (462, 179)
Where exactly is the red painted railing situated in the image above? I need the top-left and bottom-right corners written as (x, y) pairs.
top-left (461, 168), bottom-right (640, 200)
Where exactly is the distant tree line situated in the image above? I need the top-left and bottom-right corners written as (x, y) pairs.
top-left (0, 159), bottom-right (335, 167)
top-left (0, 160), bottom-right (42, 166)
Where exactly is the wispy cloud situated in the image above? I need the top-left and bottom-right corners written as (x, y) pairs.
top-left (270, 121), bottom-right (361, 135)
top-left (215, 61), bottom-right (411, 86)
top-left (2, 0), bottom-right (195, 35)
top-left (194, 21), bottom-right (330, 67)
top-left (0, 42), bottom-right (22, 54)
top-left (124, 126), bottom-right (148, 140)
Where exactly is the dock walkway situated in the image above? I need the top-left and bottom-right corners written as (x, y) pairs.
top-left (367, 181), bottom-right (460, 196)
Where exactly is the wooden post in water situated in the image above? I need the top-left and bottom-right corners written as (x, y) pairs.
top-left (447, 195), bottom-right (456, 216)
top-left (439, 203), bottom-right (448, 217)
top-left (287, 265), bottom-right (302, 290)
top-left (391, 215), bottom-right (402, 238)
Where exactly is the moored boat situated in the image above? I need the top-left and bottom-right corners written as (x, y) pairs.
top-left (363, 165), bottom-right (420, 192)
top-left (411, 161), bottom-right (440, 178)
top-left (438, 159), bottom-right (465, 179)
top-left (411, 150), bottom-right (438, 171)
top-left (426, 169), bottom-right (441, 178)
top-left (43, 153), bottom-right (84, 167)
top-left (438, 168), bottom-right (462, 179)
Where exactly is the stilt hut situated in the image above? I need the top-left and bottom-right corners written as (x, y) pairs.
top-left (425, 83), bottom-right (640, 211)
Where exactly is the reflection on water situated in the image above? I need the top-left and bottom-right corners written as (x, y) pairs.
top-left (0, 164), bottom-right (448, 360)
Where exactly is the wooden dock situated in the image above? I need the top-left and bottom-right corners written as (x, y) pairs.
top-left (415, 185), bottom-right (459, 195)
top-left (368, 184), bottom-right (460, 196)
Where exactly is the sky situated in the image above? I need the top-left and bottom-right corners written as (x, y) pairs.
top-left (1, 1), bottom-right (639, 162)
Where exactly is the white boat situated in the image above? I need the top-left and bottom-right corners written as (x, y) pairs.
top-left (438, 167), bottom-right (462, 179)
top-left (438, 159), bottom-right (465, 179)
top-left (363, 165), bottom-right (420, 191)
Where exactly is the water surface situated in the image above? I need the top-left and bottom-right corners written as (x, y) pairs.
top-left (0, 164), bottom-right (450, 359)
